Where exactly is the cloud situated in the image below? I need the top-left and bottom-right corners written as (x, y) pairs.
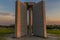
top-left (0, 12), bottom-right (11, 16)
top-left (0, 12), bottom-right (15, 25)
top-left (47, 21), bottom-right (60, 25)
top-left (0, 11), bottom-right (15, 16)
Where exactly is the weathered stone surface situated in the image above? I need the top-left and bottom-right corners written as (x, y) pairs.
top-left (32, 1), bottom-right (47, 38)
top-left (20, 3), bottom-right (27, 36)
top-left (15, 1), bottom-right (27, 38)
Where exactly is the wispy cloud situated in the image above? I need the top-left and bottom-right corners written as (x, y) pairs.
top-left (0, 12), bottom-right (15, 16)
top-left (0, 11), bottom-right (15, 16)
top-left (0, 12), bottom-right (15, 25)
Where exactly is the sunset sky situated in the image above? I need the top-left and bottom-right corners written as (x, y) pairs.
top-left (0, 0), bottom-right (60, 25)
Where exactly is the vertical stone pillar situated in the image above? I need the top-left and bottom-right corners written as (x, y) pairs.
top-left (29, 7), bottom-right (32, 36)
top-left (42, 0), bottom-right (47, 38)
top-left (15, 0), bottom-right (21, 38)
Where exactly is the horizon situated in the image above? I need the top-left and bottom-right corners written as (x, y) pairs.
top-left (0, 0), bottom-right (60, 25)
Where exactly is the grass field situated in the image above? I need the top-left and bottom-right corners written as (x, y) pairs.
top-left (47, 29), bottom-right (60, 34)
top-left (0, 28), bottom-right (14, 36)
top-left (0, 28), bottom-right (60, 40)
top-left (0, 28), bottom-right (14, 40)
top-left (47, 29), bottom-right (60, 36)
top-left (0, 28), bottom-right (60, 36)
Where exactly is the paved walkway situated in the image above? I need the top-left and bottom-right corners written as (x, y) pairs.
top-left (6, 34), bottom-right (60, 40)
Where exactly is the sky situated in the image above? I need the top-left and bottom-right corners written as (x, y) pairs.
top-left (0, 0), bottom-right (60, 25)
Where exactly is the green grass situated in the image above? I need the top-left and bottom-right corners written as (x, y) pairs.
top-left (47, 29), bottom-right (60, 36)
top-left (47, 29), bottom-right (60, 34)
top-left (0, 28), bottom-right (14, 40)
top-left (0, 28), bottom-right (60, 40)
top-left (0, 28), bottom-right (14, 36)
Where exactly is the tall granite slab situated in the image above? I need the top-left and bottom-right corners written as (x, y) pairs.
top-left (32, 1), bottom-right (47, 38)
top-left (20, 2), bottom-right (27, 37)
top-left (15, 0), bottom-right (27, 38)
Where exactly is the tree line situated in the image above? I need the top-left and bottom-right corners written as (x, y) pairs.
top-left (0, 24), bottom-right (60, 29)
top-left (0, 24), bottom-right (15, 28)
top-left (47, 25), bottom-right (60, 29)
